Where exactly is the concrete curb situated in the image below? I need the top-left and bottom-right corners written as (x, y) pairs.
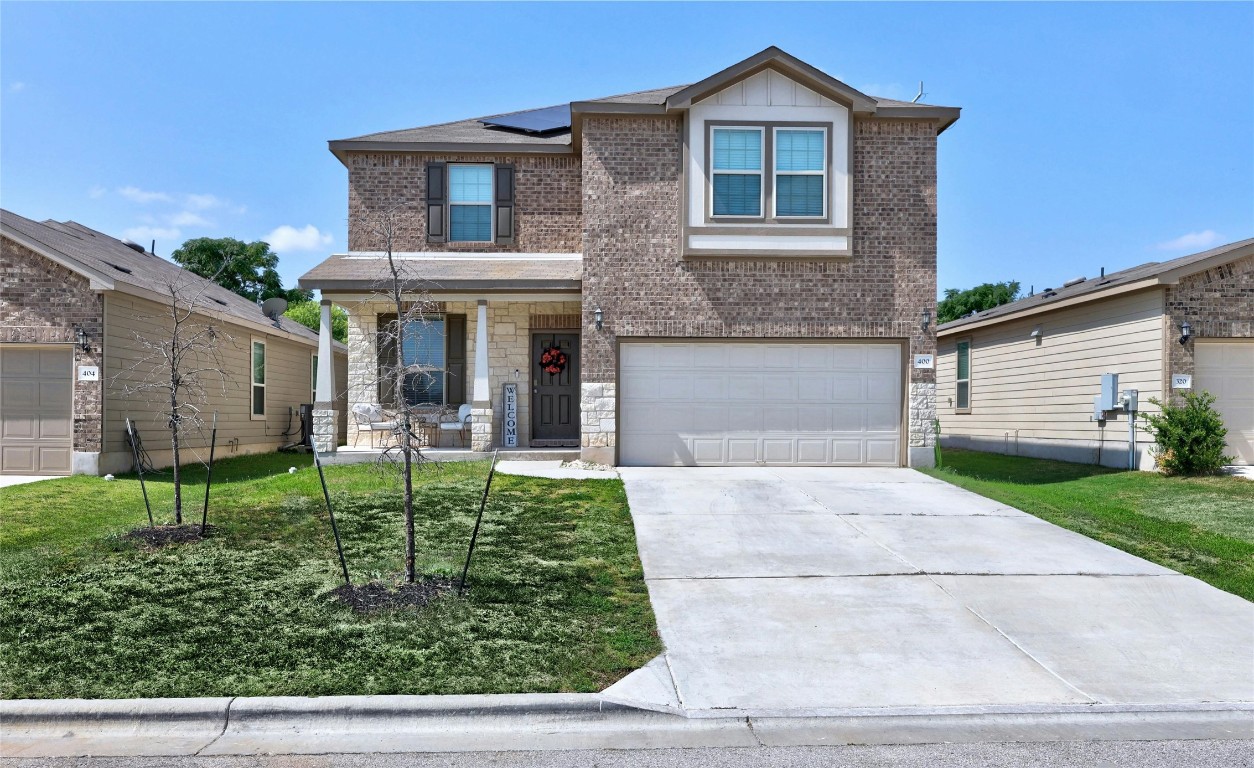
top-left (2, 694), bottom-right (1252, 758)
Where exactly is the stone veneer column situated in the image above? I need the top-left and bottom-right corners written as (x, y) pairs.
top-left (908, 382), bottom-right (937, 468)
top-left (580, 382), bottom-right (616, 465)
top-left (312, 300), bottom-right (338, 454)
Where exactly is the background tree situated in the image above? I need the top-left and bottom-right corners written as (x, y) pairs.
top-left (937, 280), bottom-right (1021, 324)
top-left (171, 237), bottom-right (311, 303)
top-left (285, 299), bottom-right (348, 342)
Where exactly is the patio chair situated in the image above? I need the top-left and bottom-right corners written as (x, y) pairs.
top-left (438, 404), bottom-right (473, 448)
top-left (350, 403), bottom-right (399, 449)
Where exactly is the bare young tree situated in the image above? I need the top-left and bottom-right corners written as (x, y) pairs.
top-left (114, 268), bottom-right (235, 525)
top-left (360, 202), bottom-right (443, 583)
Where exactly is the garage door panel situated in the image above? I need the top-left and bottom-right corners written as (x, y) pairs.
top-left (1195, 342), bottom-right (1254, 465)
top-left (1, 347), bottom-right (74, 476)
top-left (620, 342), bottom-right (903, 467)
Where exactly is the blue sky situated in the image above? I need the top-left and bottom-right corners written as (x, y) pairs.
top-left (3, 2), bottom-right (1251, 299)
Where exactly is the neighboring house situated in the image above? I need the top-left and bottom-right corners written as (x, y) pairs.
top-left (936, 238), bottom-right (1254, 469)
top-left (0, 209), bottom-right (348, 476)
top-left (301, 47), bottom-right (960, 467)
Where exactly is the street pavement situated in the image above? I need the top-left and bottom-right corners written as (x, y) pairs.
top-left (3, 740), bottom-right (1252, 768)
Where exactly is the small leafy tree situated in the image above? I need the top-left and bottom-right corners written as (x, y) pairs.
top-left (1141, 391), bottom-right (1233, 476)
top-left (171, 237), bottom-right (310, 303)
top-left (285, 299), bottom-right (348, 342)
top-left (937, 281), bottom-right (1020, 324)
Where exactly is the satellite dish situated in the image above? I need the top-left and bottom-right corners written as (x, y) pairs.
top-left (261, 297), bottom-right (289, 320)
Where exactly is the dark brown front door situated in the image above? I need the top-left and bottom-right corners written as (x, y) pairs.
top-left (532, 333), bottom-right (579, 445)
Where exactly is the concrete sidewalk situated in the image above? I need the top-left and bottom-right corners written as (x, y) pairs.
top-left (604, 467), bottom-right (1254, 721)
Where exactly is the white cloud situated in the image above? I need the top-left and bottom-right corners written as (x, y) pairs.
top-left (122, 225), bottom-right (181, 243)
top-left (117, 186), bottom-right (172, 204)
top-left (1156, 230), bottom-right (1222, 251)
top-left (265, 224), bottom-right (333, 252)
top-left (168, 211), bottom-right (211, 227)
top-left (185, 193), bottom-right (223, 210)
top-left (88, 185), bottom-right (107, 199)
top-left (9, 82), bottom-right (27, 93)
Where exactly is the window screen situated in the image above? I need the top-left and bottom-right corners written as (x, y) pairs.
top-left (775, 129), bottom-right (825, 217)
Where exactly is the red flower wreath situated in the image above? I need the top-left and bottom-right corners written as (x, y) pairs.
top-left (538, 345), bottom-right (568, 376)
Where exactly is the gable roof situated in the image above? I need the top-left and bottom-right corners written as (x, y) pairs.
top-left (937, 237), bottom-right (1254, 334)
top-left (328, 48), bottom-right (960, 161)
top-left (1, 208), bottom-right (333, 348)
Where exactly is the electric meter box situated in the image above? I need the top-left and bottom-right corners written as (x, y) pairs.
top-left (1100, 373), bottom-right (1120, 411)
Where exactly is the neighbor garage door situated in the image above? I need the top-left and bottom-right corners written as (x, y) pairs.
top-left (619, 341), bottom-right (903, 466)
top-left (1195, 341), bottom-right (1254, 465)
top-left (0, 347), bottom-right (74, 475)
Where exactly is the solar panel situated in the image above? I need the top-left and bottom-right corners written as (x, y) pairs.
top-left (480, 104), bottom-right (571, 135)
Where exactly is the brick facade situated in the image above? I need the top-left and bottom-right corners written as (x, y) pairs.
top-left (1163, 253), bottom-right (1254, 399)
top-left (346, 153), bottom-right (582, 253)
top-left (579, 115), bottom-right (939, 463)
top-left (0, 236), bottom-right (105, 454)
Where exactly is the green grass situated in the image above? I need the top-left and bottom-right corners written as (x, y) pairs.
top-left (0, 454), bottom-right (661, 699)
top-left (921, 449), bottom-right (1254, 600)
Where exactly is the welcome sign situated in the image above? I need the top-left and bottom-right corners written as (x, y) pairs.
top-left (501, 383), bottom-right (519, 448)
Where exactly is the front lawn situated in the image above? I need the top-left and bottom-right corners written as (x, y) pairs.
top-left (0, 454), bottom-right (660, 699)
top-left (921, 450), bottom-right (1254, 600)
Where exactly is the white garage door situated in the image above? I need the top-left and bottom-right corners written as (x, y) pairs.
top-left (0, 346), bottom-right (74, 475)
top-left (1195, 341), bottom-right (1254, 465)
top-left (620, 341), bottom-right (903, 466)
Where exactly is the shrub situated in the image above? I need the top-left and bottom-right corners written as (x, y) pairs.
top-left (1141, 391), bottom-right (1233, 476)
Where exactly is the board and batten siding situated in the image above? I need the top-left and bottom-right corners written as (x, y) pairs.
top-left (937, 287), bottom-right (1166, 469)
top-left (101, 293), bottom-right (336, 473)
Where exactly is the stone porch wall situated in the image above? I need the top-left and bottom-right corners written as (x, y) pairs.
top-left (341, 297), bottom-right (580, 449)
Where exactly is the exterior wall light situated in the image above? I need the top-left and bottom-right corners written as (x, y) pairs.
top-left (921, 309), bottom-right (931, 332)
top-left (1179, 321), bottom-right (1192, 345)
top-left (74, 325), bottom-right (90, 352)
top-left (594, 307), bottom-right (603, 331)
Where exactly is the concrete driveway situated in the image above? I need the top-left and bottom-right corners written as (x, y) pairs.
top-left (604, 467), bottom-right (1254, 720)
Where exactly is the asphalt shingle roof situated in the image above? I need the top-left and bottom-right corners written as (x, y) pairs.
top-left (298, 253), bottom-right (582, 292)
top-left (1, 208), bottom-right (321, 345)
top-left (938, 237), bottom-right (1254, 332)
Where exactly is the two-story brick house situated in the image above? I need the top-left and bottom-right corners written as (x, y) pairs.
top-left (301, 48), bottom-right (960, 467)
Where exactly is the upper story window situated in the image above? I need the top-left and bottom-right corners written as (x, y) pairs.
top-left (774, 128), bottom-right (826, 218)
top-left (426, 163), bottom-right (515, 245)
top-left (711, 128), bottom-right (763, 217)
top-left (449, 164), bottom-right (494, 242)
top-left (706, 124), bottom-right (828, 223)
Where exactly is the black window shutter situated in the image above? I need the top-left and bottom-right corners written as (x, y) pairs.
top-left (426, 163), bottom-right (447, 243)
top-left (377, 314), bottom-right (399, 407)
top-left (494, 164), bottom-right (515, 245)
top-left (445, 314), bottom-right (467, 405)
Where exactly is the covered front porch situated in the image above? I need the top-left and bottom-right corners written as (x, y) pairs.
top-left (304, 251), bottom-right (587, 458)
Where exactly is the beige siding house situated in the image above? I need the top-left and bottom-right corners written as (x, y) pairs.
top-left (1, 209), bottom-right (347, 476)
top-left (937, 238), bottom-right (1254, 468)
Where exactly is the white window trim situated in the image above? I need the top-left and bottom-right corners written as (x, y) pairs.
top-left (448, 163), bottom-right (495, 243)
top-left (251, 337), bottom-right (266, 420)
top-left (709, 126), bottom-right (765, 220)
top-left (772, 126), bottom-right (828, 220)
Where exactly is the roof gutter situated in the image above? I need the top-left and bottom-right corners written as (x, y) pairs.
top-left (328, 140), bottom-right (574, 167)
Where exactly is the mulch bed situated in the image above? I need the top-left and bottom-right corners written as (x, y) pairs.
top-left (125, 524), bottom-right (215, 548)
top-left (330, 578), bottom-right (458, 614)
